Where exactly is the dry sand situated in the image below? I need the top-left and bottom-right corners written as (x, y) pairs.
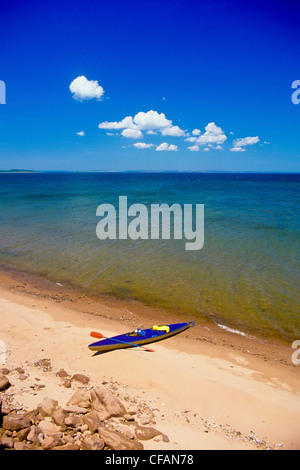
top-left (0, 268), bottom-right (299, 450)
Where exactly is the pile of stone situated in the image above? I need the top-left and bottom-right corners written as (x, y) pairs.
top-left (0, 370), bottom-right (167, 451)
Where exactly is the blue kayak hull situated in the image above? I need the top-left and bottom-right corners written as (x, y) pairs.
top-left (89, 322), bottom-right (195, 352)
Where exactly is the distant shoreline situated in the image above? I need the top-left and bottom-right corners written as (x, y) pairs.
top-left (0, 169), bottom-right (299, 175)
top-left (0, 169), bottom-right (36, 173)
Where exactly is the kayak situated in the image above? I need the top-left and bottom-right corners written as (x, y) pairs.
top-left (88, 321), bottom-right (196, 352)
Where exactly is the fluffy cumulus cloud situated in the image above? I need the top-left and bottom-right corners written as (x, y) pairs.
top-left (196, 122), bottom-right (227, 146)
top-left (76, 131), bottom-right (85, 136)
top-left (156, 142), bottom-right (178, 151)
top-left (121, 128), bottom-right (143, 139)
top-left (133, 110), bottom-right (172, 131)
top-left (230, 136), bottom-right (260, 152)
top-left (186, 122), bottom-right (227, 150)
top-left (98, 116), bottom-right (136, 130)
top-left (97, 106), bottom-right (263, 154)
top-left (133, 142), bottom-right (154, 149)
top-left (70, 76), bottom-right (105, 101)
top-left (233, 136), bottom-right (260, 147)
top-left (187, 144), bottom-right (199, 151)
top-left (98, 110), bottom-right (185, 141)
top-left (161, 125), bottom-right (186, 137)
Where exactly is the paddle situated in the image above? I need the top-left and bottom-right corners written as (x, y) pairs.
top-left (90, 331), bottom-right (155, 352)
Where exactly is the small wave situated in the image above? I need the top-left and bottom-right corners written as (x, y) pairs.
top-left (215, 323), bottom-right (249, 337)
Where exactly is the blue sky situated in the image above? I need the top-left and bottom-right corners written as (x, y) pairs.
top-left (1, 0), bottom-right (299, 171)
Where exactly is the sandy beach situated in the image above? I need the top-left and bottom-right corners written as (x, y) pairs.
top-left (0, 267), bottom-right (299, 450)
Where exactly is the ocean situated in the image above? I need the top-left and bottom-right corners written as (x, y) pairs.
top-left (0, 171), bottom-right (299, 342)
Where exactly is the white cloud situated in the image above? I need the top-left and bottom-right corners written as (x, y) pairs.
top-left (197, 122), bottom-right (227, 146)
top-left (70, 76), bottom-right (105, 101)
top-left (76, 131), bottom-right (85, 136)
top-left (203, 147), bottom-right (210, 152)
top-left (192, 129), bottom-right (201, 136)
top-left (156, 142), bottom-right (178, 151)
top-left (161, 125), bottom-right (186, 136)
top-left (230, 135), bottom-right (260, 152)
top-left (230, 146), bottom-right (246, 152)
top-left (98, 110), bottom-right (173, 140)
top-left (133, 142), bottom-right (154, 149)
top-left (188, 144), bottom-right (199, 151)
top-left (185, 136), bottom-right (197, 143)
top-left (99, 109), bottom-right (184, 141)
top-left (233, 136), bottom-right (260, 147)
top-left (121, 128), bottom-right (143, 139)
top-left (133, 110), bottom-right (172, 130)
top-left (98, 116), bottom-right (135, 130)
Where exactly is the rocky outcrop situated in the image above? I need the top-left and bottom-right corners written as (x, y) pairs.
top-left (0, 366), bottom-right (165, 451)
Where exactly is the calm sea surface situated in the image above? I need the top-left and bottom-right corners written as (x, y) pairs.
top-left (0, 172), bottom-right (299, 342)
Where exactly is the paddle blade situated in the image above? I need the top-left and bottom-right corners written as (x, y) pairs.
top-left (90, 331), bottom-right (105, 339)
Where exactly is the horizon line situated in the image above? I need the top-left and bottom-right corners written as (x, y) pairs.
top-left (1, 169), bottom-right (299, 174)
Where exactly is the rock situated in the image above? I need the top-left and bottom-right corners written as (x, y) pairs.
top-left (41, 435), bottom-right (63, 450)
top-left (90, 387), bottom-right (126, 418)
top-left (67, 390), bottom-right (91, 409)
top-left (117, 425), bottom-right (136, 440)
top-left (24, 409), bottom-right (40, 425)
top-left (2, 412), bottom-right (32, 431)
top-left (0, 368), bottom-right (10, 375)
top-left (134, 425), bottom-right (162, 441)
top-left (37, 397), bottom-right (59, 417)
top-left (1, 436), bottom-right (14, 448)
top-left (64, 405), bottom-right (89, 415)
top-left (53, 442), bottom-right (80, 450)
top-left (79, 424), bottom-right (89, 433)
top-left (61, 434), bottom-right (75, 445)
top-left (83, 411), bottom-right (106, 433)
top-left (0, 374), bottom-right (11, 391)
top-left (71, 373), bottom-right (90, 385)
top-left (27, 425), bottom-right (42, 445)
top-left (35, 358), bottom-right (51, 369)
top-left (52, 407), bottom-right (69, 427)
top-left (140, 416), bottom-right (151, 425)
top-left (98, 428), bottom-right (144, 450)
top-left (64, 414), bottom-right (82, 428)
top-left (56, 369), bottom-right (69, 378)
top-left (124, 413), bottom-right (135, 422)
top-left (14, 441), bottom-right (40, 450)
top-left (81, 434), bottom-right (105, 450)
top-left (16, 427), bottom-right (31, 442)
top-left (19, 374), bottom-right (28, 381)
top-left (38, 418), bottom-right (62, 437)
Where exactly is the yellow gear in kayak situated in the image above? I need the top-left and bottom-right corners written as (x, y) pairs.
top-left (152, 325), bottom-right (170, 333)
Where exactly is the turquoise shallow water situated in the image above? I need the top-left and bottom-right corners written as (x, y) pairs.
top-left (0, 172), bottom-right (299, 342)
